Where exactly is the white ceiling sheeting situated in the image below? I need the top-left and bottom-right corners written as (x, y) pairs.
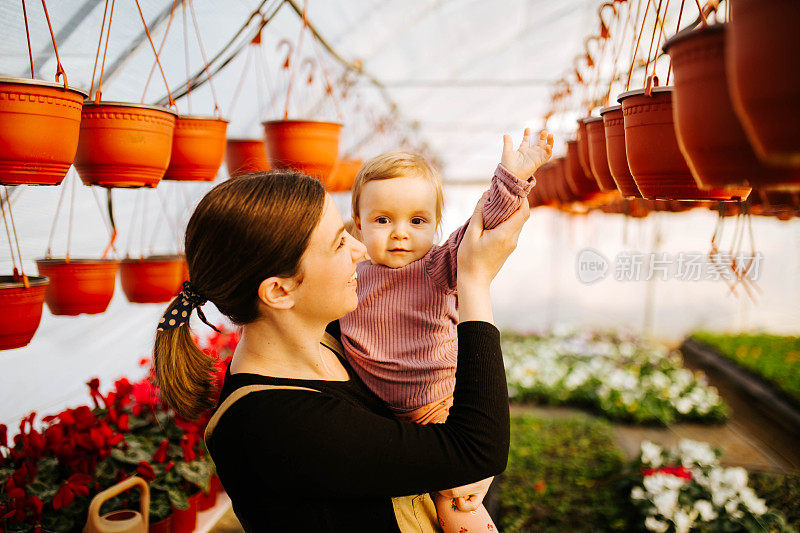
top-left (0, 0), bottom-right (596, 181)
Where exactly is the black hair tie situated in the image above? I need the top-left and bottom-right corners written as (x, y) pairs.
top-left (157, 281), bottom-right (221, 333)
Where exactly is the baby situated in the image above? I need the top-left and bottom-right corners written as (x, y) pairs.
top-left (340, 129), bottom-right (553, 532)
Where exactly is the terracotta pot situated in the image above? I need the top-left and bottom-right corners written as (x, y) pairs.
top-left (551, 157), bottom-right (575, 203)
top-left (35, 259), bottom-right (118, 316)
top-left (565, 140), bottom-right (601, 200)
top-left (263, 120), bottom-right (342, 180)
top-left (600, 105), bottom-right (642, 198)
top-left (584, 116), bottom-right (617, 192)
top-left (0, 276), bottom-right (48, 350)
top-left (0, 78), bottom-right (87, 186)
top-left (665, 24), bottom-right (798, 191)
top-left (619, 87), bottom-right (750, 200)
top-left (148, 515), bottom-right (171, 533)
top-left (163, 116), bottom-right (228, 182)
top-left (74, 102), bottom-right (176, 188)
top-left (727, 0), bottom-right (800, 167)
top-left (576, 119), bottom-right (593, 177)
top-left (171, 491), bottom-right (200, 533)
top-left (327, 158), bottom-right (362, 192)
top-left (225, 138), bottom-right (270, 177)
top-left (119, 256), bottom-right (183, 304)
top-left (531, 164), bottom-right (549, 206)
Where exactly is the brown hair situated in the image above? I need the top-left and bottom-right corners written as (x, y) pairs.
top-left (153, 170), bottom-right (326, 419)
top-left (351, 151), bottom-right (443, 231)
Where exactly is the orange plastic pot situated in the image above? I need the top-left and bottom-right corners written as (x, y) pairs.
top-left (263, 120), bottom-right (342, 180)
top-left (0, 78), bottom-right (87, 186)
top-left (619, 87), bottom-right (750, 201)
top-left (74, 102), bottom-right (177, 188)
top-left (327, 158), bottom-right (362, 192)
top-left (584, 116), bottom-right (617, 192)
top-left (600, 105), bottom-right (642, 198)
top-left (576, 119), bottom-right (593, 177)
top-left (0, 276), bottom-right (48, 350)
top-left (566, 140), bottom-right (601, 201)
top-left (35, 259), bottom-right (118, 316)
top-left (163, 116), bottom-right (228, 182)
top-left (119, 256), bottom-right (183, 304)
top-left (665, 25), bottom-right (798, 191)
top-left (225, 138), bottom-right (270, 177)
top-left (171, 491), bottom-right (200, 533)
top-left (727, 0), bottom-right (800, 167)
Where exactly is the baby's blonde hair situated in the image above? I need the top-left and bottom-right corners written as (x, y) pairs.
top-left (351, 151), bottom-right (444, 231)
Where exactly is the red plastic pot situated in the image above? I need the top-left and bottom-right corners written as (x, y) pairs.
top-left (0, 78), bottom-right (87, 186)
top-left (197, 484), bottom-right (218, 511)
top-left (225, 138), bottom-right (270, 177)
top-left (665, 24), bottom-right (798, 191)
top-left (171, 491), bottom-right (201, 533)
top-left (327, 158), bottom-right (362, 192)
top-left (212, 474), bottom-right (224, 493)
top-left (149, 514), bottom-right (171, 533)
top-left (565, 140), bottom-right (601, 200)
top-left (35, 258), bottom-right (118, 316)
top-left (119, 256), bottom-right (183, 304)
top-left (600, 105), bottom-right (642, 198)
top-left (584, 116), bottom-right (617, 192)
top-left (727, 0), bottom-right (800, 167)
top-left (619, 86), bottom-right (750, 201)
top-left (163, 116), bottom-right (228, 182)
top-left (576, 119), bottom-right (593, 177)
top-left (0, 276), bottom-right (48, 350)
top-left (263, 120), bottom-right (342, 180)
top-left (74, 102), bottom-right (176, 188)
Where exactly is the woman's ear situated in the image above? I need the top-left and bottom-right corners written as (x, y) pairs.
top-left (257, 277), bottom-right (297, 310)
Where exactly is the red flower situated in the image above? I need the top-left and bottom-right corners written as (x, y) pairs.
top-left (642, 465), bottom-right (692, 481)
top-left (136, 462), bottom-right (156, 482)
top-left (153, 439), bottom-right (169, 463)
top-left (87, 378), bottom-right (102, 408)
top-left (180, 434), bottom-right (197, 462)
top-left (139, 357), bottom-right (150, 367)
top-left (165, 461), bottom-right (175, 473)
top-left (534, 480), bottom-right (547, 494)
top-left (52, 473), bottom-right (92, 510)
top-left (0, 423), bottom-right (7, 447)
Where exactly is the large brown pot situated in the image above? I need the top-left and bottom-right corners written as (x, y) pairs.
top-left (225, 138), bottom-right (270, 177)
top-left (163, 116), bottom-right (228, 182)
top-left (0, 78), bottom-right (87, 186)
top-left (0, 276), bottom-right (48, 350)
top-left (665, 24), bottom-right (798, 191)
top-left (600, 105), bottom-right (642, 198)
top-left (584, 116), bottom-right (617, 192)
top-left (619, 86), bottom-right (750, 200)
top-left (74, 102), bottom-right (176, 188)
top-left (263, 120), bottom-right (342, 180)
top-left (565, 140), bottom-right (601, 200)
top-left (35, 259), bottom-right (118, 316)
top-left (576, 119), bottom-right (593, 177)
top-left (119, 256), bottom-right (183, 304)
top-left (551, 157), bottom-right (575, 203)
top-left (727, 0), bottom-right (800, 167)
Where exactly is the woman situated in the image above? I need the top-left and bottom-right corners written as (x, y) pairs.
top-left (153, 170), bottom-right (529, 531)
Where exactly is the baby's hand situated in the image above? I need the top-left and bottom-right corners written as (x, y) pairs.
top-left (501, 128), bottom-right (554, 180)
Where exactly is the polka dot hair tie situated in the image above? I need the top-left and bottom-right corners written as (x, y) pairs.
top-left (157, 281), bottom-right (221, 333)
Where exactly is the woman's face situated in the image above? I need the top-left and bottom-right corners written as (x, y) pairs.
top-left (292, 194), bottom-right (366, 322)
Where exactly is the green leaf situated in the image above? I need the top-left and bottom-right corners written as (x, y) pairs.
top-left (166, 486), bottom-right (189, 510)
top-left (174, 460), bottom-right (211, 493)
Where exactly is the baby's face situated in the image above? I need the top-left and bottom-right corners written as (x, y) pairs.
top-left (356, 174), bottom-right (438, 269)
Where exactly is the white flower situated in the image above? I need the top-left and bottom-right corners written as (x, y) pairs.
top-left (653, 489), bottom-right (679, 519)
top-left (677, 439), bottom-right (717, 468)
top-left (631, 486), bottom-right (647, 500)
top-left (645, 516), bottom-right (669, 532)
top-left (694, 500), bottom-right (718, 522)
top-left (641, 441), bottom-right (663, 467)
top-left (739, 487), bottom-right (768, 516)
top-left (673, 508), bottom-right (699, 533)
top-left (675, 397), bottom-right (693, 414)
top-left (723, 467), bottom-right (748, 490)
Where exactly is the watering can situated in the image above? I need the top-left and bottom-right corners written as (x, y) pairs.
top-left (83, 476), bottom-right (149, 533)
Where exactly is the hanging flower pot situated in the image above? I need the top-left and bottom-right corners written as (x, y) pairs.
top-left (162, 116), bottom-right (228, 182)
top-left (584, 116), bottom-right (617, 192)
top-left (74, 102), bottom-right (177, 188)
top-left (0, 78), bottom-right (87, 186)
top-left (0, 276), bottom-right (48, 350)
top-left (619, 86), bottom-right (750, 201)
top-left (119, 255), bottom-right (183, 304)
top-left (600, 105), bottom-right (642, 198)
top-left (35, 258), bottom-right (118, 316)
top-left (664, 24), bottom-right (798, 191)
top-left (531, 164), bottom-right (550, 206)
top-left (566, 140), bottom-right (601, 201)
top-left (327, 158), bottom-right (362, 192)
top-left (576, 119), bottom-right (593, 177)
top-left (225, 138), bottom-right (270, 177)
top-left (262, 120), bottom-right (342, 181)
top-left (551, 157), bottom-right (576, 203)
top-left (727, 0), bottom-right (800, 167)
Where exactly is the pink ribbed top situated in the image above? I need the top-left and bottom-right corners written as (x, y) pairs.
top-left (340, 164), bottom-right (534, 412)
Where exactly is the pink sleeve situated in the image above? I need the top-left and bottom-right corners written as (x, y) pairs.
top-left (425, 164), bottom-right (535, 291)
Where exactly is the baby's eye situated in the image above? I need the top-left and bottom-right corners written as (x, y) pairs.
top-left (376, 217), bottom-right (390, 224)
top-left (411, 217), bottom-right (426, 225)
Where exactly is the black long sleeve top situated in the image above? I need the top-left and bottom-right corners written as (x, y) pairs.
top-left (206, 321), bottom-right (510, 532)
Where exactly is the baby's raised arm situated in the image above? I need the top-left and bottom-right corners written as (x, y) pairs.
top-left (426, 129), bottom-right (553, 290)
